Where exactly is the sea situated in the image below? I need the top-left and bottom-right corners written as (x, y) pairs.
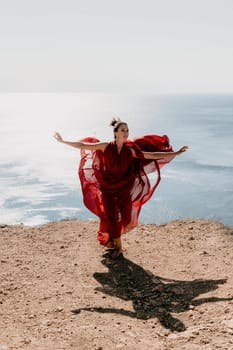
top-left (0, 93), bottom-right (232, 227)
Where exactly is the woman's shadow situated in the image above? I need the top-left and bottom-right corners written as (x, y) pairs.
top-left (72, 253), bottom-right (232, 332)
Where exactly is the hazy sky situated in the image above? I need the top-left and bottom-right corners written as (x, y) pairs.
top-left (1, 0), bottom-right (233, 93)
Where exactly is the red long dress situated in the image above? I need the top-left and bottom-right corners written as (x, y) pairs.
top-left (78, 135), bottom-right (174, 246)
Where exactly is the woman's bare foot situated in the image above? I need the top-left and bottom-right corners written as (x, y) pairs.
top-left (111, 238), bottom-right (122, 258)
top-left (113, 237), bottom-right (122, 250)
top-left (105, 240), bottom-right (115, 249)
top-left (111, 248), bottom-right (123, 259)
top-left (104, 237), bottom-right (123, 258)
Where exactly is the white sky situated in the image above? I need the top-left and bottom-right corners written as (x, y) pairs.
top-left (1, 0), bottom-right (233, 93)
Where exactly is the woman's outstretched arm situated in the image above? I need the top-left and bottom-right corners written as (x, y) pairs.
top-left (54, 132), bottom-right (107, 152)
top-left (141, 145), bottom-right (188, 160)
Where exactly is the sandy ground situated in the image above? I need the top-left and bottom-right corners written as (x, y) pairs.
top-left (0, 219), bottom-right (233, 350)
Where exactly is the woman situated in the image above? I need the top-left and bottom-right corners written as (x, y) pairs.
top-left (54, 118), bottom-right (188, 258)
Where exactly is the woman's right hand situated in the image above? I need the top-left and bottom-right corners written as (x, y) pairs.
top-left (54, 132), bottom-right (63, 143)
top-left (176, 145), bottom-right (188, 155)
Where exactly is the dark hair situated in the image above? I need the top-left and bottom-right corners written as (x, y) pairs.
top-left (110, 117), bottom-right (127, 133)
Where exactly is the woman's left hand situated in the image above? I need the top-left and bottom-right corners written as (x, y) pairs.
top-left (177, 146), bottom-right (189, 154)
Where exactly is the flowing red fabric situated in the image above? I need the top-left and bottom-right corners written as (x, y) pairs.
top-left (78, 135), bottom-right (175, 245)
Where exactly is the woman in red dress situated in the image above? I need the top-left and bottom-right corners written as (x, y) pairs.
top-left (54, 118), bottom-right (188, 258)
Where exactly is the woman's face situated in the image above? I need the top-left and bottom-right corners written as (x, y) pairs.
top-left (115, 123), bottom-right (129, 141)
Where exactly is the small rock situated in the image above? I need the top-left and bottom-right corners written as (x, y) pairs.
top-left (222, 319), bottom-right (233, 329)
top-left (126, 331), bottom-right (137, 337)
top-left (42, 320), bottom-right (53, 327)
top-left (201, 251), bottom-right (208, 255)
top-left (170, 286), bottom-right (184, 295)
top-left (28, 314), bottom-right (36, 319)
top-left (55, 307), bottom-right (64, 312)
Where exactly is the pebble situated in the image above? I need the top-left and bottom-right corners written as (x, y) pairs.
top-left (222, 319), bottom-right (233, 329)
top-left (55, 307), bottom-right (64, 312)
top-left (42, 320), bottom-right (53, 327)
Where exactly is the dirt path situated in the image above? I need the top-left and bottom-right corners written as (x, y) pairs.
top-left (0, 219), bottom-right (233, 349)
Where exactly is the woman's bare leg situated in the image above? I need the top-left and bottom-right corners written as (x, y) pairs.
top-left (112, 237), bottom-right (123, 258)
top-left (105, 240), bottom-right (115, 248)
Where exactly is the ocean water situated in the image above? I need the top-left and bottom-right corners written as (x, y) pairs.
top-left (0, 93), bottom-right (232, 227)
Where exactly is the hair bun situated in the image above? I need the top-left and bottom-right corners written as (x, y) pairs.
top-left (110, 117), bottom-right (121, 127)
